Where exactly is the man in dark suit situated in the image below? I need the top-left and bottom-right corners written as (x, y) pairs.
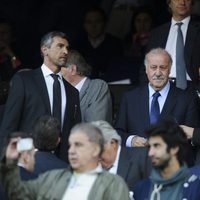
top-left (32, 115), bottom-right (68, 176)
top-left (0, 31), bottom-right (81, 161)
top-left (62, 50), bottom-right (112, 123)
top-left (91, 120), bottom-right (151, 190)
top-left (146, 0), bottom-right (200, 90)
top-left (115, 48), bottom-right (199, 165)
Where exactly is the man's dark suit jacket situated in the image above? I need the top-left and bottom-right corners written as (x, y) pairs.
top-left (146, 18), bottom-right (200, 86)
top-left (117, 147), bottom-right (151, 189)
top-left (0, 68), bottom-right (81, 161)
top-left (115, 83), bottom-right (199, 144)
top-left (19, 166), bottom-right (38, 181)
top-left (115, 83), bottom-right (200, 166)
top-left (34, 151), bottom-right (68, 176)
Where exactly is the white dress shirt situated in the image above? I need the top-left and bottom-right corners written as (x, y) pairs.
top-left (41, 64), bottom-right (66, 128)
top-left (126, 82), bottom-right (170, 147)
top-left (108, 145), bottom-right (121, 174)
top-left (75, 77), bottom-right (87, 92)
top-left (165, 16), bottom-right (191, 80)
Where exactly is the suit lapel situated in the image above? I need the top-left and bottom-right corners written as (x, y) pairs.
top-left (79, 78), bottom-right (90, 101)
top-left (139, 86), bottom-right (150, 125)
top-left (159, 23), bottom-right (171, 47)
top-left (117, 147), bottom-right (132, 180)
top-left (33, 68), bottom-right (51, 114)
top-left (160, 84), bottom-right (177, 119)
top-left (185, 19), bottom-right (200, 71)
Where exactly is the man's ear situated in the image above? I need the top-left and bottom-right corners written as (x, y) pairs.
top-left (110, 139), bottom-right (118, 150)
top-left (170, 146), bottom-right (179, 156)
top-left (41, 47), bottom-right (48, 56)
top-left (92, 145), bottom-right (101, 157)
top-left (71, 64), bottom-right (77, 75)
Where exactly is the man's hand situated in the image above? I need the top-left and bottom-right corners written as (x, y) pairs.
top-left (6, 138), bottom-right (20, 165)
top-left (180, 125), bottom-right (194, 139)
top-left (132, 136), bottom-right (148, 147)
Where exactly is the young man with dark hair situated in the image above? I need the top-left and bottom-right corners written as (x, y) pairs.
top-left (32, 115), bottom-right (68, 176)
top-left (133, 120), bottom-right (200, 200)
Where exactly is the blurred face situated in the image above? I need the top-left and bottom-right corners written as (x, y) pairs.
top-left (169, 0), bottom-right (192, 21)
top-left (68, 131), bottom-right (100, 173)
top-left (148, 136), bottom-right (171, 169)
top-left (42, 36), bottom-right (69, 70)
top-left (134, 12), bottom-right (152, 34)
top-left (84, 11), bottom-right (105, 39)
top-left (100, 140), bottom-right (118, 169)
top-left (146, 53), bottom-right (171, 91)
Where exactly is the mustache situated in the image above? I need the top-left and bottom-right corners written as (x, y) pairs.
top-left (152, 76), bottom-right (165, 80)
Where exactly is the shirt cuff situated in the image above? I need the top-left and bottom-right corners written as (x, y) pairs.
top-left (126, 135), bottom-right (135, 147)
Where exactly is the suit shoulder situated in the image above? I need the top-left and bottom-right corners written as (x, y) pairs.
top-left (150, 22), bottom-right (170, 33)
top-left (90, 79), bottom-right (109, 87)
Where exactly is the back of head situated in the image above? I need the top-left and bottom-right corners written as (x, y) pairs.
top-left (146, 120), bottom-right (188, 165)
top-left (65, 50), bottom-right (92, 77)
top-left (91, 120), bottom-right (121, 145)
top-left (32, 115), bottom-right (61, 151)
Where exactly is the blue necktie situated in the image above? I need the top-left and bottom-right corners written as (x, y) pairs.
top-left (176, 22), bottom-right (187, 90)
top-left (51, 74), bottom-right (62, 126)
top-left (150, 92), bottom-right (160, 124)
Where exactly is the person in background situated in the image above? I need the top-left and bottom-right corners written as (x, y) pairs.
top-left (32, 115), bottom-right (68, 176)
top-left (7, 131), bottom-right (37, 181)
top-left (0, 20), bottom-right (22, 82)
top-left (123, 7), bottom-right (154, 63)
top-left (62, 50), bottom-right (112, 123)
top-left (146, 0), bottom-right (200, 91)
top-left (74, 6), bottom-right (123, 78)
top-left (91, 120), bottom-right (151, 189)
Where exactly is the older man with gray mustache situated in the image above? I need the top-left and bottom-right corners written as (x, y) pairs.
top-left (115, 47), bottom-right (200, 166)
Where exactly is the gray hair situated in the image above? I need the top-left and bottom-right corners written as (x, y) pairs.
top-left (144, 47), bottom-right (172, 69)
top-left (70, 123), bottom-right (104, 156)
top-left (40, 31), bottom-right (68, 56)
top-left (65, 50), bottom-right (92, 77)
top-left (91, 120), bottom-right (121, 145)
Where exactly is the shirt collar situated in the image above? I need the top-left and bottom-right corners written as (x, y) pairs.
top-left (75, 77), bottom-right (87, 92)
top-left (171, 16), bottom-right (190, 27)
top-left (73, 164), bottom-right (103, 177)
top-left (149, 81), bottom-right (170, 98)
top-left (41, 64), bottom-right (62, 79)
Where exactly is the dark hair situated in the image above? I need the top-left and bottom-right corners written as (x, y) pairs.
top-left (70, 123), bottom-right (104, 156)
top-left (32, 115), bottom-right (61, 151)
top-left (130, 6), bottom-right (154, 34)
top-left (84, 6), bottom-right (108, 23)
top-left (146, 120), bottom-right (188, 165)
top-left (65, 50), bottom-right (92, 76)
